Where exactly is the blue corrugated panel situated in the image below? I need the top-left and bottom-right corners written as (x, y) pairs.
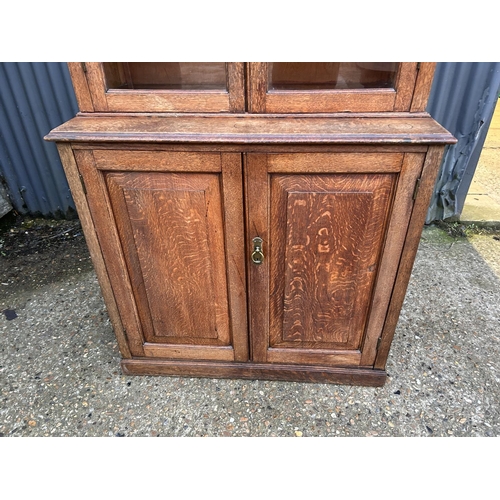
top-left (427, 62), bottom-right (500, 222)
top-left (0, 62), bottom-right (78, 217)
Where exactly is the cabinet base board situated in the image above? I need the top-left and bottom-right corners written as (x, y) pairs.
top-left (121, 358), bottom-right (387, 386)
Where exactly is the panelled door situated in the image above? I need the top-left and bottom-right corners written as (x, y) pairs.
top-left (75, 149), bottom-right (248, 362)
top-left (245, 152), bottom-right (425, 367)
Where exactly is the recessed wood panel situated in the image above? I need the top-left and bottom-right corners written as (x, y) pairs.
top-left (106, 172), bottom-right (231, 349)
top-left (269, 173), bottom-right (395, 354)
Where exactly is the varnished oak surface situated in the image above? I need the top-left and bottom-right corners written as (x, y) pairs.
top-left (121, 359), bottom-right (387, 386)
top-left (45, 114), bottom-right (456, 144)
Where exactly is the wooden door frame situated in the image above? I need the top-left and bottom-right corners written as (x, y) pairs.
top-left (245, 150), bottom-right (426, 367)
top-left (73, 148), bottom-right (249, 362)
top-left (68, 62), bottom-right (246, 113)
top-left (247, 63), bottom-right (435, 113)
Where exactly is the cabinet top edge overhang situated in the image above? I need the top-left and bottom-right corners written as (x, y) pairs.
top-left (45, 114), bottom-right (456, 145)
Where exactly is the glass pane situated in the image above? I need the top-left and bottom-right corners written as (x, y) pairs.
top-left (268, 63), bottom-right (399, 90)
top-left (103, 63), bottom-right (227, 90)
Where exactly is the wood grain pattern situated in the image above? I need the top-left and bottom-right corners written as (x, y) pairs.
top-left (264, 90), bottom-right (396, 113)
top-left (245, 154), bottom-right (269, 362)
top-left (267, 153), bottom-right (403, 173)
top-left (106, 172), bottom-right (231, 347)
top-left (393, 63), bottom-right (419, 111)
top-left (269, 173), bottom-right (395, 358)
top-left (84, 63), bottom-right (109, 111)
top-left (72, 142), bottom-right (429, 154)
top-left (105, 91), bottom-right (231, 113)
top-left (67, 63), bottom-right (94, 112)
top-left (247, 63), bottom-right (267, 113)
top-left (266, 348), bottom-right (361, 367)
top-left (45, 114), bottom-right (457, 145)
top-left (221, 153), bottom-right (249, 361)
top-left (121, 358), bottom-right (387, 386)
top-left (143, 344), bottom-right (234, 361)
top-left (411, 63), bottom-right (437, 112)
top-left (374, 146), bottom-right (445, 369)
top-left (93, 150), bottom-right (221, 172)
top-left (359, 153), bottom-right (425, 365)
top-left (75, 149), bottom-right (146, 356)
top-left (56, 144), bottom-right (131, 358)
top-left (228, 63), bottom-right (246, 112)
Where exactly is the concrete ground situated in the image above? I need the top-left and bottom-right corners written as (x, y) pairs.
top-left (1, 219), bottom-right (499, 437)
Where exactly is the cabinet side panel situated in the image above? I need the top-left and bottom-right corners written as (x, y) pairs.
top-left (359, 153), bottom-right (425, 365)
top-left (374, 146), bottom-right (445, 369)
top-left (57, 144), bottom-right (131, 358)
top-left (75, 149), bottom-right (145, 356)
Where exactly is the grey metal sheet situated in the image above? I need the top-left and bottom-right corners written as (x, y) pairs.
top-left (0, 62), bottom-right (78, 217)
top-left (426, 62), bottom-right (500, 222)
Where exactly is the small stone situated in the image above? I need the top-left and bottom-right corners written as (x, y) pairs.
top-left (28, 420), bottom-right (36, 427)
top-left (2, 309), bottom-right (17, 321)
top-left (240, 417), bottom-right (248, 422)
top-left (460, 418), bottom-right (467, 424)
top-left (295, 431), bottom-right (303, 437)
top-left (305, 400), bottom-right (312, 404)
top-left (388, 422), bottom-right (395, 428)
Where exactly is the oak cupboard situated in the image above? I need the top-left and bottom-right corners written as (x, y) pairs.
top-left (46, 63), bottom-right (455, 386)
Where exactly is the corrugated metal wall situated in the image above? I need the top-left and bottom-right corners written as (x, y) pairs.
top-left (0, 62), bottom-right (78, 217)
top-left (426, 62), bottom-right (500, 222)
top-left (1, 62), bottom-right (499, 220)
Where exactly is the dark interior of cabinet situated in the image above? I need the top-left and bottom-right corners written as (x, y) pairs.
top-left (103, 62), bottom-right (228, 90)
top-left (268, 62), bottom-right (399, 90)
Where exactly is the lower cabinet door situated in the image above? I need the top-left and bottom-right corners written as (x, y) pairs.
top-left (246, 152), bottom-right (424, 367)
top-left (75, 150), bottom-right (248, 362)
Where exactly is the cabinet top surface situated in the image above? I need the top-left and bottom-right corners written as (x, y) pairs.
top-left (45, 113), bottom-right (456, 145)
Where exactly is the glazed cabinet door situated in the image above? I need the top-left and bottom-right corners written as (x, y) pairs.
top-left (246, 152), bottom-right (425, 367)
top-left (69, 63), bottom-right (245, 113)
top-left (248, 63), bottom-right (435, 113)
top-left (74, 150), bottom-right (248, 362)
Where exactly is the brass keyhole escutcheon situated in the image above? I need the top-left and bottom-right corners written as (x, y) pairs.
top-left (251, 237), bottom-right (264, 265)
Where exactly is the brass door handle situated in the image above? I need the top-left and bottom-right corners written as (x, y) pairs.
top-left (251, 237), bottom-right (264, 265)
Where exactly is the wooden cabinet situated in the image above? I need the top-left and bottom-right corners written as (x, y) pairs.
top-left (46, 63), bottom-right (455, 386)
